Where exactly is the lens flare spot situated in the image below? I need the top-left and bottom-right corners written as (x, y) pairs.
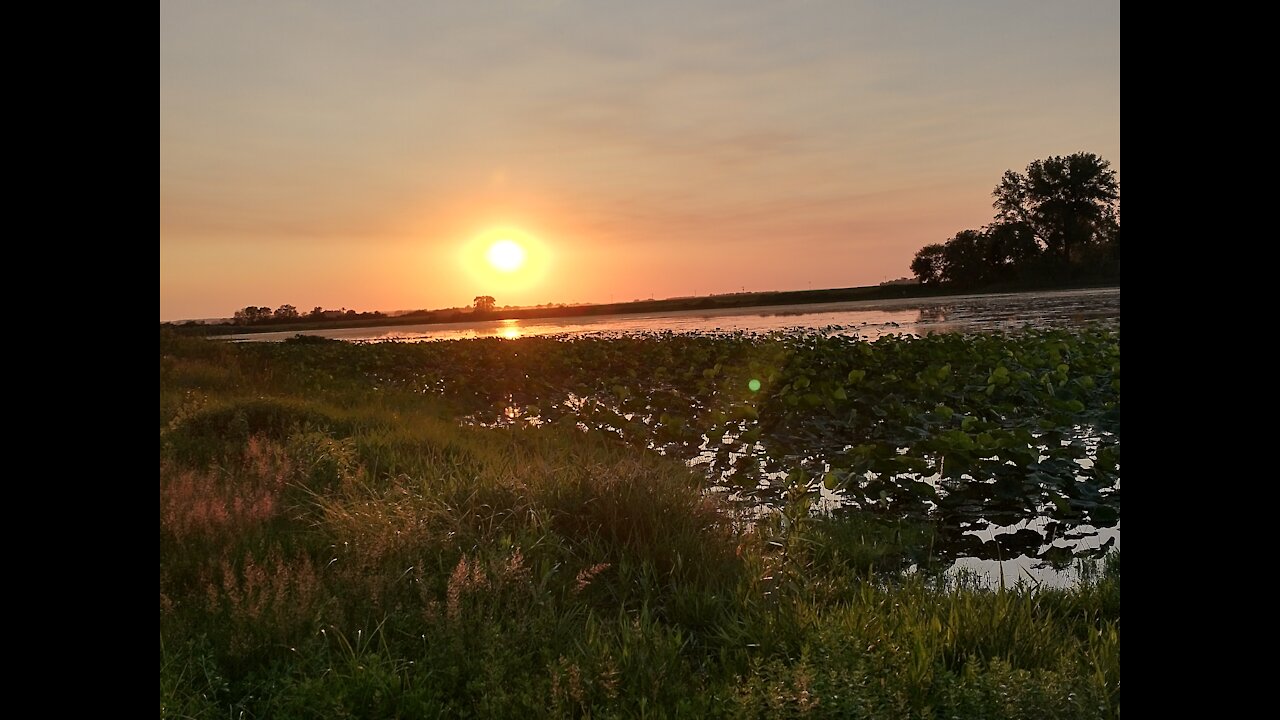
top-left (748, 379), bottom-right (761, 392)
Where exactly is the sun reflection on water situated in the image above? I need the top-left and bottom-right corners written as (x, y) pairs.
top-left (499, 319), bottom-right (521, 340)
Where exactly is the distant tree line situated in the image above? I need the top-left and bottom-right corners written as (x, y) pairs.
top-left (231, 304), bottom-right (387, 326)
top-left (910, 152), bottom-right (1119, 287)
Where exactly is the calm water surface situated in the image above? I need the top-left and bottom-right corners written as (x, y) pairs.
top-left (226, 287), bottom-right (1119, 343)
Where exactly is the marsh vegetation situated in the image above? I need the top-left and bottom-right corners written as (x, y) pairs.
top-left (160, 326), bottom-right (1119, 718)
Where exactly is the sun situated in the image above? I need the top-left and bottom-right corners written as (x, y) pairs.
top-left (461, 226), bottom-right (547, 290)
top-left (487, 239), bottom-right (526, 272)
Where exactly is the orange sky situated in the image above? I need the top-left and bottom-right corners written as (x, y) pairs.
top-left (160, 1), bottom-right (1119, 321)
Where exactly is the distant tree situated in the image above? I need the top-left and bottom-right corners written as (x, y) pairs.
top-left (474, 296), bottom-right (496, 313)
top-left (910, 244), bottom-right (947, 284)
top-left (992, 152), bottom-right (1119, 263)
top-left (274, 304), bottom-right (299, 320)
top-left (309, 306), bottom-right (324, 319)
top-left (233, 305), bottom-right (273, 324)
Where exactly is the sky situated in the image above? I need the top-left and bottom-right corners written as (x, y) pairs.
top-left (160, 0), bottom-right (1119, 321)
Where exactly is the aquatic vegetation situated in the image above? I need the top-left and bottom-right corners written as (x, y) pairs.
top-left (236, 326), bottom-right (1120, 567)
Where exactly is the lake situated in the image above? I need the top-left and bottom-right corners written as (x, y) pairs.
top-left (225, 287), bottom-right (1120, 343)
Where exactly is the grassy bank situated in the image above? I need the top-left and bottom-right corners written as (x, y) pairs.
top-left (160, 330), bottom-right (1120, 718)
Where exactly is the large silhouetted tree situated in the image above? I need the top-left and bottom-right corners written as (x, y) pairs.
top-left (993, 152), bottom-right (1119, 263)
top-left (474, 296), bottom-right (496, 313)
top-left (910, 152), bottom-right (1118, 285)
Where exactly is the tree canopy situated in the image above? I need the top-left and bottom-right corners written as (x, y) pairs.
top-left (230, 304), bottom-right (386, 326)
top-left (911, 152), bottom-right (1119, 286)
top-left (993, 152), bottom-right (1119, 263)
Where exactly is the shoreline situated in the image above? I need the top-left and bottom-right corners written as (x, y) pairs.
top-left (164, 279), bottom-right (1120, 336)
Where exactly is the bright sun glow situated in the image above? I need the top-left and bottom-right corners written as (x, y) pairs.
top-left (487, 239), bottom-right (526, 272)
top-left (460, 226), bottom-right (549, 298)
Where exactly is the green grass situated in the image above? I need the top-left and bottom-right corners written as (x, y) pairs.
top-left (160, 329), bottom-right (1119, 718)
